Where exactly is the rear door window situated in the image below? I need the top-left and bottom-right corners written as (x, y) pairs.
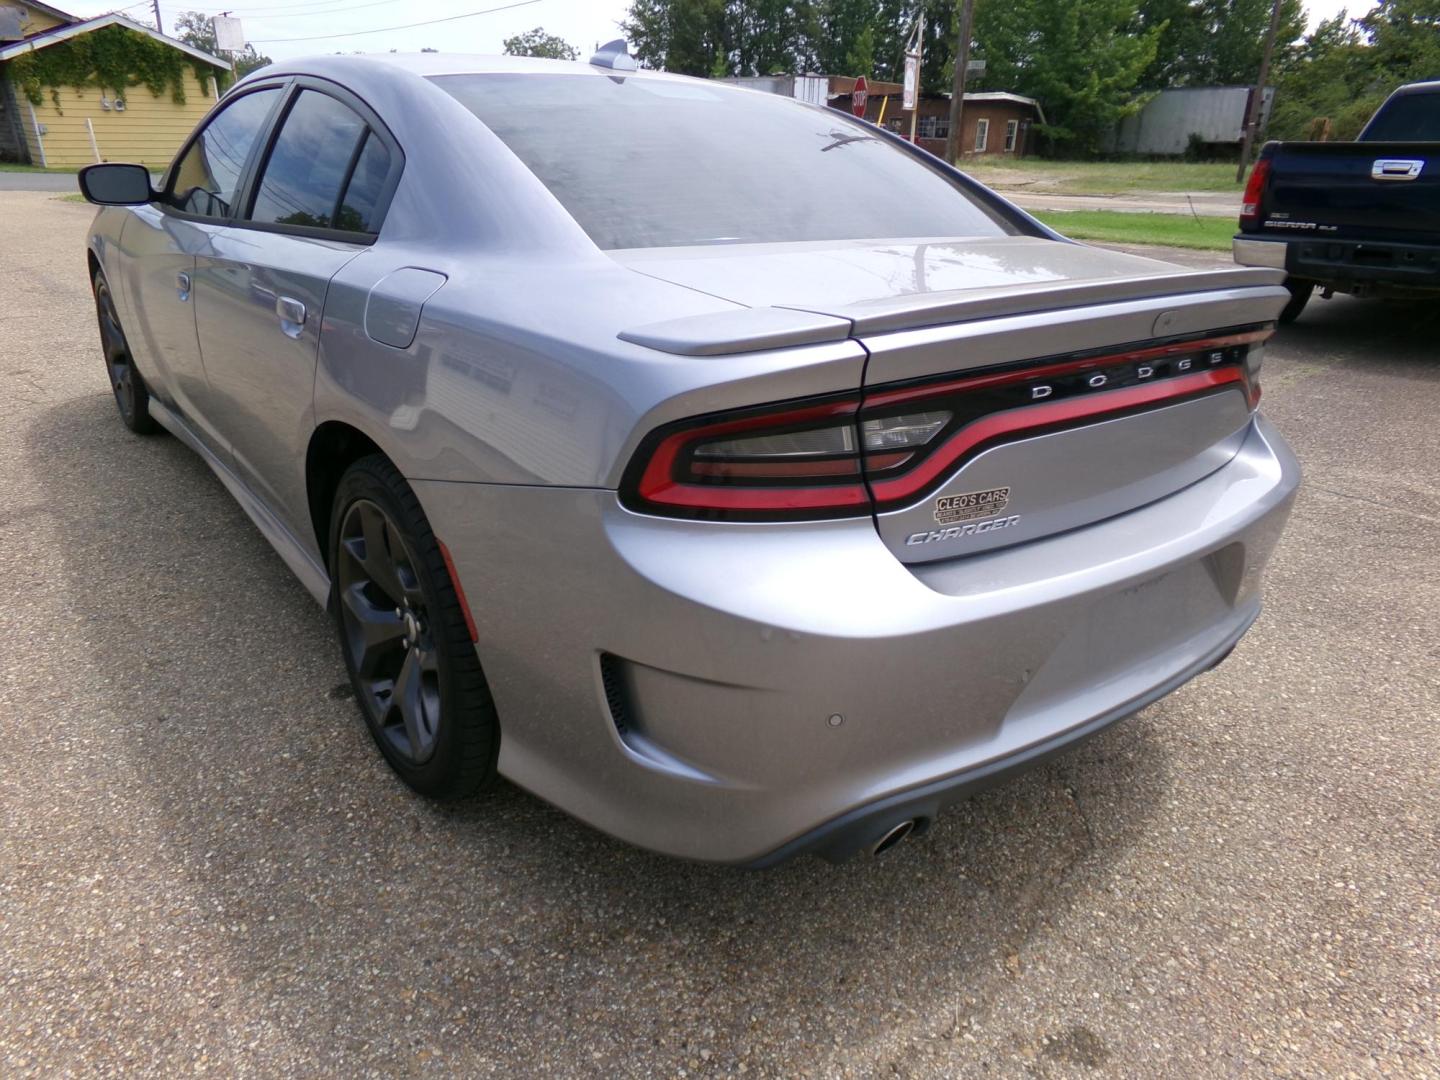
top-left (247, 89), bottom-right (391, 234)
top-left (166, 87), bottom-right (282, 219)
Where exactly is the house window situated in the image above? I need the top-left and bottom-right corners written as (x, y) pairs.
top-left (917, 114), bottom-right (950, 140)
top-left (1004, 118), bottom-right (1019, 152)
top-left (974, 117), bottom-right (989, 152)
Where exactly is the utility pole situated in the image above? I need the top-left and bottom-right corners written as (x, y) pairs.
top-left (151, 0), bottom-right (162, 35)
top-left (945, 0), bottom-right (976, 166)
top-left (1236, 0), bottom-right (1284, 182)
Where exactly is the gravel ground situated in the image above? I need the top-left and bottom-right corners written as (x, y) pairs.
top-left (2, 191), bottom-right (1437, 1078)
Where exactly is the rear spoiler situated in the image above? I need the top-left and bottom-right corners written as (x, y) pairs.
top-left (619, 267), bottom-right (1287, 355)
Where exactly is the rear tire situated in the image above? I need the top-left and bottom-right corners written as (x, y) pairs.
top-left (1279, 279), bottom-right (1315, 324)
top-left (329, 454), bottom-right (498, 798)
top-left (92, 269), bottom-right (159, 434)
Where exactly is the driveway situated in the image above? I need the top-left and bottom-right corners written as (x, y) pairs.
top-left (0, 171), bottom-right (78, 192)
top-left (1, 191), bottom-right (1436, 1077)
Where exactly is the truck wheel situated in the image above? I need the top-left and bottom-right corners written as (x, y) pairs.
top-left (1279, 279), bottom-right (1315, 324)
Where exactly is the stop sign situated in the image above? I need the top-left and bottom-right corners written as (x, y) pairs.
top-left (851, 76), bottom-right (868, 118)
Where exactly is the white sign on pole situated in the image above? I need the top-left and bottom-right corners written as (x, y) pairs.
top-left (902, 53), bottom-right (919, 111)
top-left (212, 15), bottom-right (245, 53)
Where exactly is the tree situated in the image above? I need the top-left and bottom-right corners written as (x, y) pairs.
top-left (502, 26), bottom-right (580, 61)
top-left (623, 0), bottom-right (729, 75)
top-left (1267, 1), bottom-right (1440, 141)
top-left (1360, 0), bottom-right (1440, 84)
top-left (1135, 0), bottom-right (1304, 90)
top-left (973, 0), bottom-right (1162, 154)
top-left (173, 11), bottom-right (272, 82)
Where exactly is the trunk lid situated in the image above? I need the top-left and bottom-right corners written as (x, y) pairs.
top-left (617, 236), bottom-right (1287, 563)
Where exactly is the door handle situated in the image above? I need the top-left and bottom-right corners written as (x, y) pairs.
top-left (276, 296), bottom-right (306, 339)
top-left (176, 272), bottom-right (191, 301)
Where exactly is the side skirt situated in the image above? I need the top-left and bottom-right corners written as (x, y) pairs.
top-left (148, 398), bottom-right (333, 608)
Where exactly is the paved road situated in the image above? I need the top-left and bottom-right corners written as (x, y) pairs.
top-left (2, 191), bottom-right (1437, 1077)
top-left (0, 171), bottom-right (78, 192)
top-left (1004, 190), bottom-right (1240, 218)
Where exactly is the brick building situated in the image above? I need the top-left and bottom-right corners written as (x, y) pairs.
top-left (721, 74), bottom-right (1044, 159)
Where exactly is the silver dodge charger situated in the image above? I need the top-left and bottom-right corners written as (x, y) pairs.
top-left (79, 49), bottom-right (1300, 864)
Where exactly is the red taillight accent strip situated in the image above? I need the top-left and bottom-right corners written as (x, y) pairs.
top-left (868, 368), bottom-right (1246, 502)
top-left (625, 329), bottom-right (1266, 519)
top-left (640, 478), bottom-right (871, 511)
top-left (438, 539), bottom-right (479, 642)
top-left (635, 398), bottom-right (861, 511)
top-left (865, 330), bottom-right (1270, 409)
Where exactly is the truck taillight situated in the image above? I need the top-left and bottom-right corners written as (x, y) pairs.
top-left (620, 330), bottom-right (1272, 522)
top-left (1240, 159), bottom-right (1271, 228)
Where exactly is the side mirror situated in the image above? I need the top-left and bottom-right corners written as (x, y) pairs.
top-left (78, 162), bottom-right (154, 206)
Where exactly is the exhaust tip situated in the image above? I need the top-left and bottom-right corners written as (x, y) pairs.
top-left (870, 819), bottom-right (917, 856)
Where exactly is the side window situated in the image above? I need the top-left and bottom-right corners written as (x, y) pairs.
top-left (167, 88), bottom-right (281, 218)
top-left (334, 133), bottom-right (393, 234)
top-left (248, 90), bottom-right (391, 235)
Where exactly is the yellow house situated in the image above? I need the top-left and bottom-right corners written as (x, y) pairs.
top-left (0, 3), bottom-right (229, 168)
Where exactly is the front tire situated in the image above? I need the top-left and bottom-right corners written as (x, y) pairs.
top-left (329, 455), bottom-right (498, 798)
top-left (92, 269), bottom-right (159, 434)
top-left (1279, 279), bottom-right (1315, 324)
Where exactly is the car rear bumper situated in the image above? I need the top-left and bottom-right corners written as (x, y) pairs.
top-left (416, 415), bottom-right (1300, 865)
top-left (1234, 234), bottom-right (1440, 293)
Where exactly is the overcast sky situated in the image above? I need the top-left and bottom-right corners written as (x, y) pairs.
top-left (65, 0), bottom-right (1376, 63)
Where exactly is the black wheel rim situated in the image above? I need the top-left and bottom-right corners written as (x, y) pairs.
top-left (95, 279), bottom-right (135, 422)
top-left (336, 499), bottom-right (442, 764)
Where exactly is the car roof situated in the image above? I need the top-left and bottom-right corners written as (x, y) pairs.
top-left (251, 51), bottom-right (711, 87)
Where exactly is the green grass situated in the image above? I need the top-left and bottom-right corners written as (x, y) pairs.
top-left (1032, 210), bottom-right (1235, 251)
top-left (0, 163), bottom-right (80, 173)
top-left (56, 193), bottom-right (88, 203)
top-left (964, 159), bottom-right (1245, 195)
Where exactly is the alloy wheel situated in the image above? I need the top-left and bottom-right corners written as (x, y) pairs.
top-left (95, 279), bottom-right (136, 422)
top-left (335, 498), bottom-right (443, 764)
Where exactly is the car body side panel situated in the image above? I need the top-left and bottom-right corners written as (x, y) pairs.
top-left (87, 207), bottom-right (131, 321)
top-left (314, 246), bottom-right (867, 489)
top-left (192, 227), bottom-right (366, 545)
top-left (114, 204), bottom-right (232, 457)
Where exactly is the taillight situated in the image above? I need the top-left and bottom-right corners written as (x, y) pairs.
top-left (621, 329), bottom-right (1271, 521)
top-left (1240, 158), bottom-right (1271, 228)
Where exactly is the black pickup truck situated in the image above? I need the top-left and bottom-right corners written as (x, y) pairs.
top-left (1233, 79), bottom-right (1439, 321)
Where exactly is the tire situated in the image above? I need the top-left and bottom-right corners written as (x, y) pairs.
top-left (92, 269), bottom-right (159, 434)
top-left (329, 454), bottom-right (498, 798)
top-left (1279, 279), bottom-right (1315, 324)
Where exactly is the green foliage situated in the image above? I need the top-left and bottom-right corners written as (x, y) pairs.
top-left (1269, 2), bottom-right (1440, 141)
top-left (617, 0), bottom-right (1440, 153)
top-left (972, 0), bottom-right (1162, 154)
top-left (1033, 209), bottom-right (1234, 250)
top-left (1136, 0), bottom-right (1306, 90)
top-left (623, 0), bottom-right (735, 76)
top-left (502, 26), bottom-right (580, 61)
top-left (9, 24), bottom-right (196, 110)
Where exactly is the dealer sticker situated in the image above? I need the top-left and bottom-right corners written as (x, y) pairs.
top-left (934, 486), bottom-right (1010, 524)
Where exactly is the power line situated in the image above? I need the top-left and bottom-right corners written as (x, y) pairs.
top-left (199, 0), bottom-right (411, 21)
top-left (248, 0), bottom-right (539, 43)
top-left (159, 0), bottom-right (406, 16)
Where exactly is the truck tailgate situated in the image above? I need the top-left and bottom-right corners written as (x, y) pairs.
top-left (1259, 141), bottom-right (1440, 243)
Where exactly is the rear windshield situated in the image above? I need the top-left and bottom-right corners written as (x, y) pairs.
top-left (1361, 90), bottom-right (1440, 141)
top-left (433, 73), bottom-right (1016, 250)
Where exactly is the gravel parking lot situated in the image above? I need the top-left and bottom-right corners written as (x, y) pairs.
top-left (2, 190), bottom-right (1437, 1077)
